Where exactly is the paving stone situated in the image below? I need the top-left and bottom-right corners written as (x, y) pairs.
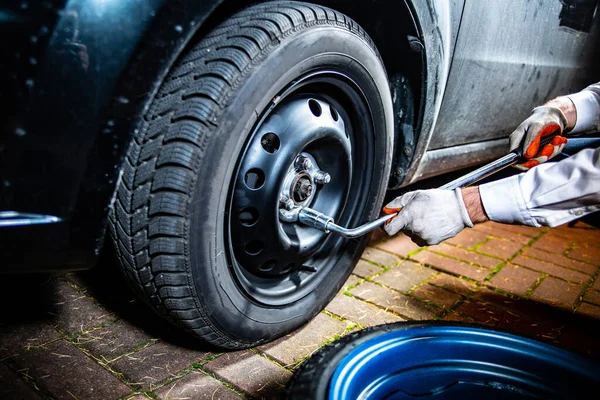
top-left (557, 322), bottom-right (600, 361)
top-left (326, 294), bottom-right (404, 327)
top-left (110, 341), bottom-right (210, 391)
top-left (0, 362), bottom-right (44, 400)
top-left (583, 288), bottom-right (600, 306)
top-left (74, 319), bottom-right (155, 363)
top-left (476, 238), bottom-right (523, 260)
top-left (63, 272), bottom-right (89, 291)
top-left (441, 311), bottom-right (472, 323)
top-left (410, 284), bottom-right (462, 308)
top-left (488, 264), bottom-right (541, 296)
top-left (427, 243), bottom-right (501, 268)
top-left (594, 278), bottom-right (600, 291)
top-left (205, 350), bottom-right (290, 397)
top-left (472, 289), bottom-right (565, 339)
top-left (372, 261), bottom-right (436, 292)
top-left (0, 320), bottom-right (60, 358)
top-left (428, 273), bottom-right (477, 296)
top-left (258, 314), bottom-right (347, 366)
top-left (522, 247), bottom-right (596, 275)
top-left (361, 247), bottom-right (400, 267)
top-left (341, 275), bottom-right (362, 292)
top-left (530, 234), bottom-right (571, 255)
top-left (411, 251), bottom-right (490, 281)
top-left (47, 281), bottom-right (114, 335)
top-left (483, 222), bottom-right (542, 237)
top-left (349, 281), bottom-right (438, 320)
top-left (473, 288), bottom-right (565, 325)
top-left (567, 245), bottom-right (600, 266)
top-left (445, 229), bottom-right (489, 248)
top-left (547, 226), bottom-right (600, 246)
top-left (376, 234), bottom-right (421, 257)
top-left (558, 317), bottom-right (600, 362)
top-left (453, 301), bottom-right (560, 339)
top-left (156, 370), bottom-right (243, 399)
top-left (474, 224), bottom-right (532, 245)
top-left (512, 255), bottom-right (590, 284)
top-left (13, 339), bottom-right (130, 400)
top-left (352, 260), bottom-right (383, 279)
top-left (576, 302), bottom-right (600, 320)
top-left (528, 277), bottom-right (582, 310)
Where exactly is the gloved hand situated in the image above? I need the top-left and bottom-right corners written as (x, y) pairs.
top-left (509, 106), bottom-right (569, 170)
top-left (382, 188), bottom-right (473, 246)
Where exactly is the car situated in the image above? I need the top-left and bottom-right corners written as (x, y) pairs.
top-left (1, 0), bottom-right (598, 349)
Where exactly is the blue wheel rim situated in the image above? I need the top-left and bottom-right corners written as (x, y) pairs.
top-left (329, 325), bottom-right (600, 399)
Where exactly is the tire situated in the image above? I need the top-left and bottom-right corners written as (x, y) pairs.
top-left (285, 322), bottom-right (600, 399)
top-left (109, 1), bottom-right (393, 349)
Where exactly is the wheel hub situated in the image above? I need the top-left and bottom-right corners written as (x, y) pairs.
top-left (279, 152), bottom-right (331, 222)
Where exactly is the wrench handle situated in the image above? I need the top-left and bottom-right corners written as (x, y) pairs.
top-left (440, 132), bottom-right (561, 190)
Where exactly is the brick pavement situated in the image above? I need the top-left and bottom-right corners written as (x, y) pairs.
top-left (1, 221), bottom-right (600, 399)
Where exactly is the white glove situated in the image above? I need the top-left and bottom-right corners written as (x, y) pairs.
top-left (509, 106), bottom-right (568, 170)
top-left (382, 188), bottom-right (473, 246)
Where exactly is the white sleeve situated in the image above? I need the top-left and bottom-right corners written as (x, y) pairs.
top-left (479, 148), bottom-right (600, 227)
top-left (567, 82), bottom-right (600, 134)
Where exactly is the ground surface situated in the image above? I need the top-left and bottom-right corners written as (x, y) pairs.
top-left (2, 220), bottom-right (600, 399)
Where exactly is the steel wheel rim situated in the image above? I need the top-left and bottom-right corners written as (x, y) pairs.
top-left (226, 70), bottom-right (376, 306)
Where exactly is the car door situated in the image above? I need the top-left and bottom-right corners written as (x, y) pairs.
top-left (428, 0), bottom-right (600, 151)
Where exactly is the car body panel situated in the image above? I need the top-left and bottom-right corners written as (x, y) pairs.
top-left (400, 0), bottom-right (465, 186)
top-left (432, 0), bottom-right (599, 150)
top-left (408, 0), bottom-right (600, 183)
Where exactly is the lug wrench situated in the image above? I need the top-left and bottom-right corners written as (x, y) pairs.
top-left (297, 135), bottom-right (559, 238)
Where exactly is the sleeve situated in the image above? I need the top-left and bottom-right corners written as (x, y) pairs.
top-left (567, 82), bottom-right (600, 134)
top-left (479, 147), bottom-right (600, 227)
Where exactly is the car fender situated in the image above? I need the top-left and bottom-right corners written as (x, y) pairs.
top-left (401, 0), bottom-right (464, 186)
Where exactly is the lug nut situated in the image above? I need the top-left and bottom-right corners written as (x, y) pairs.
top-left (279, 195), bottom-right (294, 210)
top-left (314, 170), bottom-right (331, 185)
top-left (296, 156), bottom-right (313, 171)
top-left (301, 183), bottom-right (313, 198)
top-left (292, 178), bottom-right (314, 202)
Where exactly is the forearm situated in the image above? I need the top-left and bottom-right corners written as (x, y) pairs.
top-left (461, 187), bottom-right (488, 224)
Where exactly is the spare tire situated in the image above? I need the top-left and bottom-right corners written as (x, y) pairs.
top-left (285, 322), bottom-right (600, 399)
top-left (109, 1), bottom-right (393, 349)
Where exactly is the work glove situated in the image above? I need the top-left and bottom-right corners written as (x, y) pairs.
top-left (509, 106), bottom-right (569, 170)
top-left (382, 188), bottom-right (473, 246)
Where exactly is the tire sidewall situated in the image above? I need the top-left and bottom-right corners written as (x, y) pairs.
top-left (188, 26), bottom-right (393, 345)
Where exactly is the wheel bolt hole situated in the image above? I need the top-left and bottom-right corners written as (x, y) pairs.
top-left (308, 99), bottom-right (322, 117)
top-left (239, 207), bottom-right (259, 226)
top-left (259, 259), bottom-right (276, 272)
top-left (245, 240), bottom-right (263, 255)
top-left (261, 133), bottom-right (280, 153)
top-left (330, 106), bottom-right (339, 121)
top-left (244, 168), bottom-right (265, 189)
